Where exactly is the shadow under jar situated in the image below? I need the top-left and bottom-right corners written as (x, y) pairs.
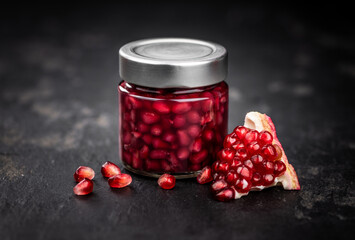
top-left (118, 38), bottom-right (229, 178)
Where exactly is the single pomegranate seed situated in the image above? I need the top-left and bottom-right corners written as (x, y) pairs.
top-left (233, 126), bottom-right (249, 140)
top-left (128, 96), bottom-right (142, 109)
top-left (132, 151), bottom-right (142, 169)
top-left (172, 102), bottom-right (192, 114)
top-left (261, 144), bottom-right (277, 160)
top-left (73, 178), bottom-right (94, 195)
top-left (187, 125), bottom-right (201, 138)
top-left (150, 149), bottom-right (168, 160)
top-left (223, 134), bottom-right (238, 148)
top-left (177, 130), bottom-right (191, 146)
top-left (177, 148), bottom-right (190, 160)
top-left (151, 125), bottom-right (163, 136)
top-left (158, 174), bottom-right (176, 189)
top-left (192, 138), bottom-right (203, 152)
top-left (246, 141), bottom-right (261, 155)
top-left (139, 145), bottom-right (150, 159)
top-left (225, 170), bottom-right (239, 185)
top-left (211, 160), bottom-right (220, 173)
top-left (152, 101), bottom-right (170, 114)
top-left (142, 134), bottom-right (153, 144)
top-left (235, 178), bottom-right (252, 193)
top-left (187, 111), bottom-right (200, 124)
top-left (101, 161), bottom-right (121, 178)
top-left (250, 155), bottom-right (264, 166)
top-left (137, 122), bottom-right (150, 133)
top-left (263, 161), bottom-right (275, 174)
top-left (274, 161), bottom-right (286, 176)
top-left (152, 138), bottom-right (170, 149)
top-left (132, 131), bottom-right (141, 138)
top-left (244, 130), bottom-right (259, 145)
top-left (141, 111), bottom-right (160, 124)
top-left (215, 187), bottom-right (235, 202)
top-left (162, 132), bottom-right (175, 143)
top-left (108, 173), bottom-right (132, 188)
top-left (202, 129), bottom-right (214, 141)
top-left (262, 174), bottom-right (275, 186)
top-left (274, 144), bottom-right (283, 160)
top-left (231, 141), bottom-right (245, 151)
top-left (243, 159), bottom-right (254, 170)
top-left (215, 161), bottom-right (230, 173)
top-left (230, 158), bottom-right (243, 170)
top-left (211, 179), bottom-right (228, 193)
top-left (172, 115), bottom-right (186, 128)
top-left (145, 159), bottom-right (161, 171)
top-left (197, 166), bottom-right (213, 184)
top-left (236, 166), bottom-right (252, 180)
top-left (74, 166), bottom-right (95, 182)
top-left (190, 149), bottom-right (208, 164)
top-left (258, 130), bottom-right (273, 145)
top-left (220, 148), bottom-right (236, 162)
top-left (122, 132), bottom-right (132, 144)
top-left (201, 92), bottom-right (214, 111)
top-left (235, 148), bottom-right (248, 161)
top-left (252, 172), bottom-right (262, 185)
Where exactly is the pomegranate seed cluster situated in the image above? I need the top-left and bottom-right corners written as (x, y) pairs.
top-left (209, 126), bottom-right (287, 201)
top-left (119, 81), bottom-right (228, 174)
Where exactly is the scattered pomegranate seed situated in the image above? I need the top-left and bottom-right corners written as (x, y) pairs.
top-left (196, 166), bottom-right (213, 184)
top-left (158, 174), bottom-right (176, 189)
top-left (74, 166), bottom-right (95, 182)
top-left (73, 179), bottom-right (94, 195)
top-left (108, 173), bottom-right (132, 188)
top-left (101, 161), bottom-right (121, 178)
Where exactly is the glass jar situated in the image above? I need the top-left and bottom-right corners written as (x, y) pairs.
top-left (118, 38), bottom-right (228, 178)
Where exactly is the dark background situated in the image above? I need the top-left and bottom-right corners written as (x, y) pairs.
top-left (1, 3), bottom-right (354, 240)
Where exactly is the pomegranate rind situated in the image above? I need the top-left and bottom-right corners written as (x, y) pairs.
top-left (244, 112), bottom-right (300, 191)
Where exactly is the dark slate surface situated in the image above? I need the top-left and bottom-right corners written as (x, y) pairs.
top-left (0, 3), bottom-right (354, 240)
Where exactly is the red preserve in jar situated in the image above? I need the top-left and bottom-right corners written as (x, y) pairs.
top-left (118, 38), bottom-right (228, 178)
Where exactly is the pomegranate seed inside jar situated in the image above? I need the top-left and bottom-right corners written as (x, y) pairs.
top-left (108, 173), bottom-right (132, 188)
top-left (73, 179), bottom-right (94, 195)
top-left (74, 166), bottom-right (95, 182)
top-left (158, 174), bottom-right (176, 189)
top-left (118, 81), bottom-right (228, 176)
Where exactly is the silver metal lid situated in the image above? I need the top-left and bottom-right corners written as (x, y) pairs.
top-left (119, 38), bottom-right (228, 88)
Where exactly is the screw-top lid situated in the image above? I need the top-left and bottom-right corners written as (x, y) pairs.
top-left (119, 38), bottom-right (228, 88)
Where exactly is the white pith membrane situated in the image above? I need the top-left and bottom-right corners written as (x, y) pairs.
top-left (232, 112), bottom-right (300, 199)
